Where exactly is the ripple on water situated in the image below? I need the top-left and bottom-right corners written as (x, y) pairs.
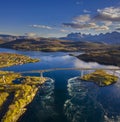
top-left (19, 78), bottom-right (58, 122)
top-left (34, 78), bottom-right (58, 120)
top-left (64, 77), bottom-right (120, 122)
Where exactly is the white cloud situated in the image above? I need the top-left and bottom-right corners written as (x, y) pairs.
top-left (83, 9), bottom-right (91, 13)
top-left (62, 6), bottom-right (120, 32)
top-left (30, 24), bottom-right (53, 29)
top-left (95, 7), bottom-right (120, 21)
top-left (63, 15), bottom-right (95, 30)
top-left (63, 22), bottom-right (109, 31)
top-left (73, 14), bottom-right (90, 23)
top-left (76, 1), bottom-right (83, 5)
top-left (102, 21), bottom-right (112, 26)
top-left (74, 59), bottom-right (118, 69)
top-left (60, 29), bottom-right (68, 33)
top-left (25, 32), bottom-right (37, 37)
top-left (63, 23), bottom-right (95, 29)
top-left (95, 25), bottom-right (109, 31)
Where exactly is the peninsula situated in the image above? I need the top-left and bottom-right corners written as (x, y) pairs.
top-left (0, 53), bottom-right (47, 122)
top-left (0, 53), bottom-right (39, 68)
top-left (0, 71), bottom-right (47, 122)
top-left (77, 49), bottom-right (120, 67)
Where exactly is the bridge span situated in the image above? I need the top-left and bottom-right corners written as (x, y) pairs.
top-left (0, 67), bottom-right (120, 82)
top-left (1, 67), bottom-right (120, 76)
top-left (19, 67), bottom-right (120, 78)
top-left (19, 67), bottom-right (120, 73)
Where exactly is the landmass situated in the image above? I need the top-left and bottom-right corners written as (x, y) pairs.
top-left (81, 70), bottom-right (118, 86)
top-left (1, 38), bottom-right (120, 67)
top-left (0, 53), bottom-right (46, 122)
top-left (0, 53), bottom-right (39, 68)
top-left (0, 39), bottom-right (4, 44)
top-left (0, 38), bottom-right (112, 52)
top-left (0, 71), bottom-right (47, 122)
top-left (77, 49), bottom-right (120, 67)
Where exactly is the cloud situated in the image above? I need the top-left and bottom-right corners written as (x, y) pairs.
top-left (116, 28), bottom-right (120, 31)
top-left (25, 32), bottom-right (37, 37)
top-left (73, 14), bottom-right (90, 23)
top-left (62, 11), bottom-right (111, 30)
top-left (83, 9), bottom-right (91, 13)
top-left (76, 1), bottom-right (83, 5)
top-left (62, 6), bottom-right (120, 31)
top-left (74, 58), bottom-right (118, 69)
top-left (63, 14), bottom-right (94, 29)
top-left (94, 7), bottom-right (120, 22)
top-left (63, 22), bottom-right (109, 31)
top-left (60, 29), bottom-right (68, 32)
top-left (102, 21), bottom-right (112, 26)
top-left (63, 22), bottom-right (97, 29)
top-left (30, 24), bottom-right (53, 29)
top-left (95, 25), bottom-right (109, 31)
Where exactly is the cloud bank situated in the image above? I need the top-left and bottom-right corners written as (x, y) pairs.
top-left (25, 32), bottom-right (37, 37)
top-left (95, 7), bottom-right (120, 22)
top-left (30, 24), bottom-right (53, 29)
top-left (63, 6), bottom-right (120, 32)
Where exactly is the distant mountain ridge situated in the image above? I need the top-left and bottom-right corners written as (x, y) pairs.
top-left (60, 31), bottom-right (120, 44)
top-left (0, 34), bottom-right (27, 42)
top-left (1, 31), bottom-right (120, 44)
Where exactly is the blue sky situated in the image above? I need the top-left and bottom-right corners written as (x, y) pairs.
top-left (0, 0), bottom-right (120, 37)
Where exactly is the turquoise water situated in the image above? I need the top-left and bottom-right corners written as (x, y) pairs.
top-left (0, 48), bottom-right (120, 122)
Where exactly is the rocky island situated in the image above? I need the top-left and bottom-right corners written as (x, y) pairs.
top-left (81, 70), bottom-right (118, 86)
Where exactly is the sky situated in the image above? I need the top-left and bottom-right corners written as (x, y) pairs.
top-left (0, 0), bottom-right (120, 37)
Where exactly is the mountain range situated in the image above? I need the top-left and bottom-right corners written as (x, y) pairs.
top-left (0, 31), bottom-right (119, 51)
top-left (60, 31), bottom-right (120, 44)
top-left (0, 31), bottom-right (120, 44)
top-left (0, 34), bottom-right (27, 42)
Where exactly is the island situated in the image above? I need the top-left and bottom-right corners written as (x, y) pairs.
top-left (0, 53), bottom-right (39, 68)
top-left (0, 53), bottom-right (47, 122)
top-left (81, 70), bottom-right (118, 86)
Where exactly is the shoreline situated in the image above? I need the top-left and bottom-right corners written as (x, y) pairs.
top-left (0, 52), bottom-right (46, 122)
top-left (0, 52), bottom-right (40, 68)
top-left (76, 50), bottom-right (120, 67)
top-left (81, 70), bottom-right (118, 87)
top-left (0, 72), bottom-right (47, 122)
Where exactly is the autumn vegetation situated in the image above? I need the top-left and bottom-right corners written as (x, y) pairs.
top-left (81, 70), bottom-right (118, 86)
top-left (0, 70), bottom-right (47, 122)
top-left (0, 53), bottom-right (39, 68)
top-left (0, 53), bottom-right (46, 122)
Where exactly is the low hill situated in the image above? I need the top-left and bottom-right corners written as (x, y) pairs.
top-left (0, 38), bottom-right (112, 52)
top-left (77, 49), bottom-right (120, 66)
top-left (0, 34), bottom-right (26, 41)
top-left (0, 39), bottom-right (4, 44)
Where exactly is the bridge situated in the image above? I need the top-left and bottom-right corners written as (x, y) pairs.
top-left (0, 67), bottom-right (120, 79)
top-left (18, 67), bottom-right (120, 78)
top-left (0, 67), bottom-right (120, 84)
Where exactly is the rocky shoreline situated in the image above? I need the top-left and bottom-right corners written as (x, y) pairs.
top-left (0, 53), bottom-right (47, 122)
top-left (81, 70), bottom-right (118, 87)
top-left (0, 71), bottom-right (47, 122)
top-left (77, 50), bottom-right (120, 67)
